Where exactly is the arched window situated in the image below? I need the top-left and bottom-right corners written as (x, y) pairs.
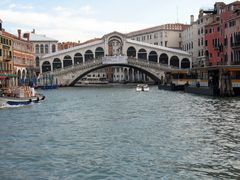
top-left (148, 51), bottom-right (158, 62)
top-left (42, 61), bottom-right (51, 72)
top-left (40, 44), bottom-right (44, 54)
top-left (95, 47), bottom-right (104, 59)
top-left (45, 44), bottom-right (49, 54)
top-left (53, 58), bottom-right (62, 70)
top-left (74, 53), bottom-right (83, 65)
top-left (170, 56), bottom-right (180, 68)
top-left (52, 44), bottom-right (56, 53)
top-left (127, 46), bottom-right (136, 58)
top-left (159, 53), bottom-right (168, 65)
top-left (85, 50), bottom-right (94, 62)
top-left (35, 56), bottom-right (40, 67)
top-left (138, 49), bottom-right (147, 60)
top-left (35, 44), bottom-right (40, 54)
top-left (63, 55), bottom-right (73, 67)
top-left (181, 58), bottom-right (190, 69)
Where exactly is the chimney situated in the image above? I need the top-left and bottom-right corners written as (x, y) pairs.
top-left (0, 19), bottom-right (2, 31)
top-left (17, 29), bottom-right (21, 39)
top-left (190, 15), bottom-right (194, 24)
top-left (32, 29), bottom-right (35, 34)
top-left (26, 33), bottom-right (30, 41)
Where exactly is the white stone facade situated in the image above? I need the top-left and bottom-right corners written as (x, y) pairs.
top-left (181, 18), bottom-right (198, 67)
top-left (127, 23), bottom-right (189, 49)
top-left (23, 31), bottom-right (58, 74)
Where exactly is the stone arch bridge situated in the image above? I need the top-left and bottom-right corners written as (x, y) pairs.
top-left (39, 32), bottom-right (192, 86)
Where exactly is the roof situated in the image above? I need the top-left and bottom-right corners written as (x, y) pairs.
top-left (28, 33), bottom-right (58, 42)
top-left (2, 31), bottom-right (28, 42)
top-left (127, 23), bottom-right (190, 37)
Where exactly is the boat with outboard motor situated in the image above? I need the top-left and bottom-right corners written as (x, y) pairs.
top-left (0, 86), bottom-right (45, 107)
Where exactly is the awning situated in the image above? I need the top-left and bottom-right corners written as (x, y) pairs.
top-left (224, 68), bottom-right (240, 72)
top-left (0, 74), bottom-right (17, 78)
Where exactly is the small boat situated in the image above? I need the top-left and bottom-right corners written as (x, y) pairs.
top-left (0, 97), bottom-right (33, 106)
top-left (143, 84), bottom-right (149, 91)
top-left (0, 87), bottom-right (45, 107)
top-left (136, 84), bottom-right (149, 92)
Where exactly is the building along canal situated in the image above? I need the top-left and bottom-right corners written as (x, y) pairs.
top-left (0, 86), bottom-right (240, 179)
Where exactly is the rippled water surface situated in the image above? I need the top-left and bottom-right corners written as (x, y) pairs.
top-left (0, 86), bottom-right (240, 179)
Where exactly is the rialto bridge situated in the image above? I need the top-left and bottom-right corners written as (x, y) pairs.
top-left (39, 32), bottom-right (192, 86)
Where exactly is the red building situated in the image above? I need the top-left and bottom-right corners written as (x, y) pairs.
top-left (204, 1), bottom-right (240, 65)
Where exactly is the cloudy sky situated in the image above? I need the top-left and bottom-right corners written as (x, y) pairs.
top-left (0, 0), bottom-right (234, 42)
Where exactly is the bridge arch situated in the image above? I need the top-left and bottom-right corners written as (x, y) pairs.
top-left (74, 53), bottom-right (83, 65)
top-left (53, 58), bottom-right (62, 70)
top-left (148, 51), bottom-right (158, 63)
top-left (170, 56), bottom-right (179, 68)
top-left (181, 58), bottom-right (190, 69)
top-left (42, 61), bottom-right (51, 73)
top-left (138, 48), bottom-right (147, 60)
top-left (63, 55), bottom-right (73, 67)
top-left (127, 46), bottom-right (136, 58)
top-left (95, 47), bottom-right (104, 59)
top-left (159, 53), bottom-right (168, 65)
top-left (85, 50), bottom-right (94, 62)
top-left (69, 63), bottom-right (162, 86)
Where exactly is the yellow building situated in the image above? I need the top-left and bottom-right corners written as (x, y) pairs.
top-left (0, 20), bottom-right (14, 88)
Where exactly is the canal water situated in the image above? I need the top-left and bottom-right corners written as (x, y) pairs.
top-left (0, 86), bottom-right (240, 179)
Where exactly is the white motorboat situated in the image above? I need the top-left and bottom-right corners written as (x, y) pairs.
top-left (136, 84), bottom-right (149, 92)
top-left (143, 84), bottom-right (149, 91)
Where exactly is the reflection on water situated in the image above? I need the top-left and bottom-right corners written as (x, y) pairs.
top-left (0, 86), bottom-right (240, 179)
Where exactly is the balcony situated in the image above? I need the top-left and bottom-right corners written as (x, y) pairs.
top-left (3, 56), bottom-right (12, 62)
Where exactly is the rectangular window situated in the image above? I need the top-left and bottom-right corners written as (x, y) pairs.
top-left (0, 49), bottom-right (2, 56)
top-left (205, 40), bottom-right (208, 46)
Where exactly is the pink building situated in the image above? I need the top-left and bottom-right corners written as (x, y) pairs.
top-left (224, 8), bottom-right (240, 65)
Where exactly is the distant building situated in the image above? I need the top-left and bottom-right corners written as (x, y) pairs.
top-left (203, 1), bottom-right (240, 66)
top-left (225, 7), bottom-right (240, 65)
top-left (127, 23), bottom-right (189, 49)
top-left (0, 19), bottom-right (14, 87)
top-left (3, 29), bottom-right (34, 86)
top-left (196, 10), bottom-right (215, 67)
top-left (23, 29), bottom-right (58, 75)
top-left (181, 15), bottom-right (199, 67)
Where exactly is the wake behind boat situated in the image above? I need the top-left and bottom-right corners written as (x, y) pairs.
top-left (136, 84), bottom-right (149, 92)
top-left (0, 86), bottom-right (45, 108)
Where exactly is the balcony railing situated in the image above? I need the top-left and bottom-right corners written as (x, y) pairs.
top-left (3, 56), bottom-right (12, 61)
